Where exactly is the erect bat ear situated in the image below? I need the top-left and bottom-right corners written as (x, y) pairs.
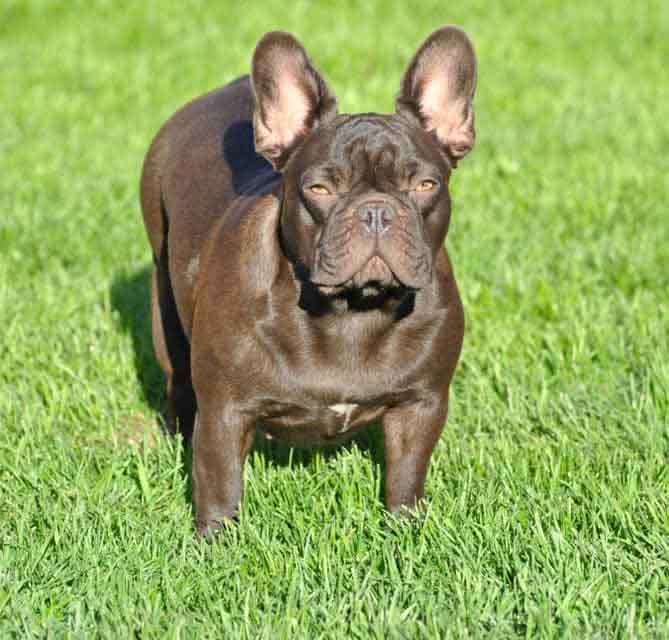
top-left (251, 31), bottom-right (338, 171)
top-left (396, 26), bottom-right (477, 164)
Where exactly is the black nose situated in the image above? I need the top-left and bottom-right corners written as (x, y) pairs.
top-left (358, 203), bottom-right (396, 234)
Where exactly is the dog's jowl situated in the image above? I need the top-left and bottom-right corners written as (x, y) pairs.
top-left (140, 26), bottom-right (477, 537)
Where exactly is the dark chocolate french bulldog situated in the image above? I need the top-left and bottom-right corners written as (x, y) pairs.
top-left (140, 26), bottom-right (476, 536)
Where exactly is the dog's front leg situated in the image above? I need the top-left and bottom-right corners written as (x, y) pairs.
top-left (382, 395), bottom-right (449, 514)
top-left (192, 396), bottom-right (255, 538)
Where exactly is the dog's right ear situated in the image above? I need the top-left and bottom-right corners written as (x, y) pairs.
top-left (251, 31), bottom-right (338, 171)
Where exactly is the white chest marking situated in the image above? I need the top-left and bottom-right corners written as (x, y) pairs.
top-left (329, 403), bottom-right (358, 432)
top-left (185, 255), bottom-right (200, 285)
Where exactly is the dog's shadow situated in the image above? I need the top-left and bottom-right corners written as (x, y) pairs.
top-left (110, 265), bottom-right (386, 499)
top-left (110, 264), bottom-right (164, 413)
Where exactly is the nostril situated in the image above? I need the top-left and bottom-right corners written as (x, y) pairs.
top-left (358, 206), bottom-right (377, 232)
top-left (380, 207), bottom-right (394, 227)
top-left (364, 208), bottom-right (375, 230)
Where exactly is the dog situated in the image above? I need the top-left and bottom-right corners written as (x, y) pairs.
top-left (140, 26), bottom-right (476, 537)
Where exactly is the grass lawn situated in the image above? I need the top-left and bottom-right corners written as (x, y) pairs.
top-left (2, 0), bottom-right (668, 637)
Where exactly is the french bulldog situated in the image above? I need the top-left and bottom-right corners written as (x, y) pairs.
top-left (140, 26), bottom-right (476, 536)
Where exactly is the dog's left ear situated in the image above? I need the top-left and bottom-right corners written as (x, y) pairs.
top-left (396, 26), bottom-right (477, 163)
top-left (251, 31), bottom-right (338, 170)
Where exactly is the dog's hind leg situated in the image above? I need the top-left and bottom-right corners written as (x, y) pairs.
top-left (151, 252), bottom-right (196, 442)
top-left (141, 138), bottom-right (196, 442)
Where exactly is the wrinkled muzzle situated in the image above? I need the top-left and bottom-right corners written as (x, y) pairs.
top-left (310, 199), bottom-right (432, 289)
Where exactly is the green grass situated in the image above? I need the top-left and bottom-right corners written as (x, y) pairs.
top-left (1, 0), bottom-right (668, 637)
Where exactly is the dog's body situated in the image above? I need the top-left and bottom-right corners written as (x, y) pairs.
top-left (140, 28), bottom-right (476, 536)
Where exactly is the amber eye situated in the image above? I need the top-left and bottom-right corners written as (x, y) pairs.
top-left (415, 179), bottom-right (437, 193)
top-left (308, 184), bottom-right (332, 195)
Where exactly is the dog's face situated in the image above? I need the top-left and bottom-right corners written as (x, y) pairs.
top-left (251, 27), bottom-right (477, 292)
top-left (283, 114), bottom-right (450, 291)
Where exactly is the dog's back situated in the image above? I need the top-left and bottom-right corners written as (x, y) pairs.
top-left (140, 76), bottom-right (274, 284)
top-left (140, 76), bottom-right (277, 334)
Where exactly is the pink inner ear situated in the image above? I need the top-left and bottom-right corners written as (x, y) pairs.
top-left (419, 77), bottom-right (473, 157)
top-left (256, 77), bottom-right (312, 153)
top-left (420, 77), bottom-right (449, 128)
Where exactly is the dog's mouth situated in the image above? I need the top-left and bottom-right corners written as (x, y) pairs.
top-left (312, 254), bottom-right (401, 295)
top-left (352, 255), bottom-right (396, 289)
top-left (311, 246), bottom-right (431, 294)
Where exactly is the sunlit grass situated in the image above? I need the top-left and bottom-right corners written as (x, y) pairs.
top-left (1, 1), bottom-right (668, 637)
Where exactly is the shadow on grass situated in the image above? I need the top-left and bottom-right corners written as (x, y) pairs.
top-left (110, 263), bottom-right (387, 504)
top-left (110, 263), bottom-right (165, 413)
top-left (251, 423), bottom-right (384, 469)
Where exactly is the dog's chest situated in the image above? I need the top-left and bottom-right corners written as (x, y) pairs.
top-left (328, 403), bottom-right (358, 427)
top-left (257, 398), bottom-right (391, 446)
top-left (251, 305), bottom-right (423, 444)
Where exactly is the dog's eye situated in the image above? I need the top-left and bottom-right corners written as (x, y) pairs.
top-left (415, 179), bottom-right (437, 193)
top-left (308, 185), bottom-right (332, 196)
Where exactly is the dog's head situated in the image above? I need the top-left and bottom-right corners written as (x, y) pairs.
top-left (251, 27), bottom-right (476, 293)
